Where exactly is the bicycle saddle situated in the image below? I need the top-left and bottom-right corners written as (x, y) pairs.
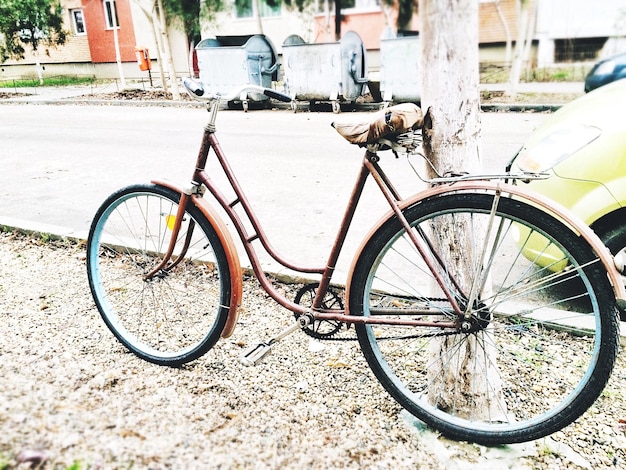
top-left (332, 103), bottom-right (424, 145)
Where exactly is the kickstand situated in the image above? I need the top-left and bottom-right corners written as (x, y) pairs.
top-left (239, 314), bottom-right (312, 366)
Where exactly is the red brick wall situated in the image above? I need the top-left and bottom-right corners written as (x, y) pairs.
top-left (313, 11), bottom-right (388, 49)
top-left (479, 0), bottom-right (520, 44)
top-left (82, 0), bottom-right (137, 63)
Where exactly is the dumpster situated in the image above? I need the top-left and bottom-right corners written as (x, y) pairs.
top-left (195, 35), bottom-right (280, 110)
top-left (379, 34), bottom-right (421, 104)
top-left (282, 32), bottom-right (368, 113)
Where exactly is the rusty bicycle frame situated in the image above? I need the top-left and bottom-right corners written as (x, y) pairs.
top-left (148, 81), bottom-right (626, 339)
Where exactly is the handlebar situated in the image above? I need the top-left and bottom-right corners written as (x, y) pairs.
top-left (183, 77), bottom-right (292, 103)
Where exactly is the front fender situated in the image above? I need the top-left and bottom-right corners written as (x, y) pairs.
top-left (152, 179), bottom-right (243, 338)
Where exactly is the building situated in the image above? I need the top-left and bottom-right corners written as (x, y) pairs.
top-left (0, 0), bottom-right (189, 82)
top-left (1, 0), bottom-right (625, 82)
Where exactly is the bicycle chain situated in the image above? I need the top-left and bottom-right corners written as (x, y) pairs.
top-left (312, 328), bottom-right (461, 342)
top-left (309, 297), bottom-right (461, 342)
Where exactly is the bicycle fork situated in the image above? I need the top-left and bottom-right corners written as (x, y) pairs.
top-left (143, 191), bottom-right (197, 280)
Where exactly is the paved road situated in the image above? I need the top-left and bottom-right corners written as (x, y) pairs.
top-left (0, 103), bottom-right (548, 280)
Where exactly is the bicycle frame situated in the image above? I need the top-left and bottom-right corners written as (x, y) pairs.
top-left (151, 100), bottom-right (626, 337)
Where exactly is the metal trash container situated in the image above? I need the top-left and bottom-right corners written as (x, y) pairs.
top-left (379, 34), bottom-right (421, 104)
top-left (282, 31), bottom-right (368, 113)
top-left (195, 35), bottom-right (280, 110)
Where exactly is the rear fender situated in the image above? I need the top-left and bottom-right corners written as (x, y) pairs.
top-left (346, 180), bottom-right (626, 311)
top-left (152, 179), bottom-right (243, 338)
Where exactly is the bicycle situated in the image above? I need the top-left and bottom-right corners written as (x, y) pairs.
top-left (86, 78), bottom-right (625, 446)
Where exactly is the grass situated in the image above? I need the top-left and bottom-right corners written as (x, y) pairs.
top-left (480, 64), bottom-right (591, 84)
top-left (0, 76), bottom-right (96, 88)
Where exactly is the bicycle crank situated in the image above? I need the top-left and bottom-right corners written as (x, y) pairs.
top-left (239, 314), bottom-right (313, 366)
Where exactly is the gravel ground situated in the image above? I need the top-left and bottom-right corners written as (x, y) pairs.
top-left (0, 229), bottom-right (624, 469)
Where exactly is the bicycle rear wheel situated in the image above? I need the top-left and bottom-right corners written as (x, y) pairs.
top-left (87, 184), bottom-right (232, 366)
top-left (349, 192), bottom-right (620, 445)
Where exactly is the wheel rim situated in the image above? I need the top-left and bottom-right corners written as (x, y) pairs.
top-left (87, 189), bottom-right (228, 363)
top-left (352, 194), bottom-right (618, 444)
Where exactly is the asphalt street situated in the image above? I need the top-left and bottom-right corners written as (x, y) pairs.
top-left (0, 103), bottom-right (548, 281)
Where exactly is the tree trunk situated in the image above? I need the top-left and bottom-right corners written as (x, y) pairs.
top-left (132, 0), bottom-right (168, 90)
top-left (112, 21), bottom-right (127, 89)
top-left (494, 0), bottom-right (513, 65)
top-left (419, 0), bottom-right (505, 421)
top-left (508, 0), bottom-right (534, 97)
top-left (34, 51), bottom-right (44, 85)
top-left (253, 0), bottom-right (264, 34)
top-left (419, 0), bottom-right (481, 178)
top-left (334, 0), bottom-right (341, 41)
top-left (150, 8), bottom-right (168, 88)
top-left (156, 0), bottom-right (181, 100)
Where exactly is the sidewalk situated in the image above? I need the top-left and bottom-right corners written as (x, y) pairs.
top-left (0, 80), bottom-right (586, 110)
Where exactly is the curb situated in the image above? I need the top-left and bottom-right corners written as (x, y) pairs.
top-left (0, 96), bottom-right (564, 113)
top-left (0, 217), bottom-right (88, 245)
top-left (2, 216), bottom-right (624, 343)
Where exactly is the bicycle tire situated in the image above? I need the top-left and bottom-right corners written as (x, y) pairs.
top-left (349, 192), bottom-right (619, 445)
top-left (86, 184), bottom-right (232, 366)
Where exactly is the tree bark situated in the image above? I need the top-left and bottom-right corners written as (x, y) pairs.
top-left (419, 0), bottom-right (481, 178)
top-left (419, 0), bottom-right (505, 421)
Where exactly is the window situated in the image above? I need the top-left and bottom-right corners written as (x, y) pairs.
top-left (554, 37), bottom-right (607, 63)
top-left (235, 0), bottom-right (281, 18)
top-left (71, 9), bottom-right (86, 35)
top-left (103, 0), bottom-right (119, 29)
top-left (316, 0), bottom-right (380, 13)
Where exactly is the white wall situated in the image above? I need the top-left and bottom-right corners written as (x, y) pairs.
top-left (202, 4), bottom-right (314, 54)
top-left (535, 0), bottom-right (626, 67)
top-left (536, 0), bottom-right (626, 38)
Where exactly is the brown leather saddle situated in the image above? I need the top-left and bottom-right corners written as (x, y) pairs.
top-left (332, 103), bottom-right (424, 146)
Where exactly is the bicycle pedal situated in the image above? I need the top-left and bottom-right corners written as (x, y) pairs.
top-left (239, 342), bottom-right (273, 366)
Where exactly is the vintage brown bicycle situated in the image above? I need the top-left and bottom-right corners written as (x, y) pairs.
top-left (86, 78), bottom-right (625, 445)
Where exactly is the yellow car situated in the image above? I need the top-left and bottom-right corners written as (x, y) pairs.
top-left (508, 79), bottom-right (626, 296)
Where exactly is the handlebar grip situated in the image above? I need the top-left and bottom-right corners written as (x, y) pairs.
top-left (183, 77), bottom-right (205, 97)
top-left (263, 89), bottom-right (292, 103)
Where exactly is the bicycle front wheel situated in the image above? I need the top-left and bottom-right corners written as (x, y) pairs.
top-left (86, 184), bottom-right (232, 366)
top-left (349, 192), bottom-right (620, 445)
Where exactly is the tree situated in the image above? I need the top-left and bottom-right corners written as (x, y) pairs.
top-left (419, 0), bottom-right (505, 419)
top-left (508, 0), bottom-right (536, 96)
top-left (141, 0), bottom-right (225, 97)
top-left (0, 0), bottom-right (67, 84)
top-left (162, 0), bottom-right (225, 46)
top-left (493, 0), bottom-right (513, 65)
top-left (420, 0), bottom-right (481, 180)
top-left (132, 0), bottom-right (182, 99)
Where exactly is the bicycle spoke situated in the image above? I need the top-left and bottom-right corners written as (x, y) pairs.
top-left (350, 192), bottom-right (619, 444)
top-left (87, 185), bottom-right (231, 366)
